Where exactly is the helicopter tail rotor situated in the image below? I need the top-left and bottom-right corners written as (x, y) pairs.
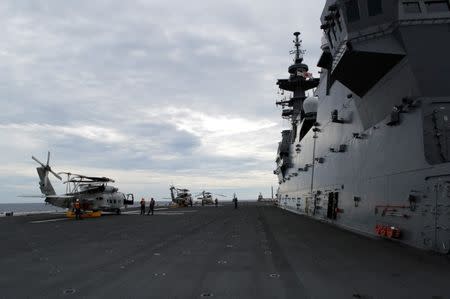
top-left (32, 152), bottom-right (62, 181)
top-left (32, 151), bottom-right (62, 196)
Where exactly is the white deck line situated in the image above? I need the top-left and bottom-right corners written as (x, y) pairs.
top-left (30, 218), bottom-right (69, 224)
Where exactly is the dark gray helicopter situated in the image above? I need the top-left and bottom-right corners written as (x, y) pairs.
top-left (31, 152), bottom-right (134, 214)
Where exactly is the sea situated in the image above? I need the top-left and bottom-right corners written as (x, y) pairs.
top-left (0, 203), bottom-right (66, 215)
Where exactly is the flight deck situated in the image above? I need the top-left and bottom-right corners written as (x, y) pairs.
top-left (1, 202), bottom-right (449, 299)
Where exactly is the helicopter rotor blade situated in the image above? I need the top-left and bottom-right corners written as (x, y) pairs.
top-left (49, 168), bottom-right (62, 180)
top-left (32, 156), bottom-right (46, 168)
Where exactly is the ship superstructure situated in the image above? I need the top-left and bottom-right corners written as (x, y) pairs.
top-left (274, 0), bottom-right (450, 253)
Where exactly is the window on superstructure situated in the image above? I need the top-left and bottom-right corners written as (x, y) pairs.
top-left (425, 1), bottom-right (450, 12)
top-left (403, 1), bottom-right (422, 13)
top-left (368, 0), bottom-right (383, 16)
top-left (345, 0), bottom-right (361, 22)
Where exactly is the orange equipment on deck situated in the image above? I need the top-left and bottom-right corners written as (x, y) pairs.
top-left (66, 210), bottom-right (102, 219)
top-left (375, 224), bottom-right (401, 239)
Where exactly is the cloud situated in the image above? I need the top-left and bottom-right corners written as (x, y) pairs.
top-left (0, 123), bottom-right (127, 143)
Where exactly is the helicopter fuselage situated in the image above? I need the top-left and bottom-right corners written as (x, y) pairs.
top-left (45, 190), bottom-right (133, 213)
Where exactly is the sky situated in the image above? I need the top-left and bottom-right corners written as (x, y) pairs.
top-left (0, 0), bottom-right (326, 203)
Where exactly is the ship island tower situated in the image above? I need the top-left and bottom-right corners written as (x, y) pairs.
top-left (274, 32), bottom-right (320, 182)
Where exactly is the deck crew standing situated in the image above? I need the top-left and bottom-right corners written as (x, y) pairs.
top-left (74, 199), bottom-right (82, 220)
top-left (214, 198), bottom-right (218, 207)
top-left (140, 198), bottom-right (146, 215)
top-left (232, 194), bottom-right (238, 209)
top-left (148, 198), bottom-right (155, 215)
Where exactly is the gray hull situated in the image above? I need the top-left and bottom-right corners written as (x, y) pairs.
top-left (275, 0), bottom-right (450, 253)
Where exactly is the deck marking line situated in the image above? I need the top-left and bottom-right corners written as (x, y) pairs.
top-left (31, 218), bottom-right (69, 224)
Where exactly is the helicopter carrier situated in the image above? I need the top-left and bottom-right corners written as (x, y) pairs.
top-left (274, 0), bottom-right (450, 253)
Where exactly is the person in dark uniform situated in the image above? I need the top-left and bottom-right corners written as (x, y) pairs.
top-left (232, 194), bottom-right (238, 209)
top-left (214, 198), bottom-right (218, 207)
top-left (74, 199), bottom-right (82, 220)
top-left (148, 198), bottom-right (155, 215)
top-left (140, 198), bottom-right (146, 215)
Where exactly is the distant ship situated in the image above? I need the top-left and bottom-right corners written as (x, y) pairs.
top-left (274, 0), bottom-right (450, 253)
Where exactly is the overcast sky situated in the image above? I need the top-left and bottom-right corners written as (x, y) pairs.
top-left (0, 0), bottom-right (326, 203)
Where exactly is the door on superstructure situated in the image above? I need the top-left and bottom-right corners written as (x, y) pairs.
top-left (424, 179), bottom-right (450, 253)
top-left (326, 192), bottom-right (339, 220)
top-left (332, 192), bottom-right (339, 220)
top-left (327, 193), bottom-right (334, 219)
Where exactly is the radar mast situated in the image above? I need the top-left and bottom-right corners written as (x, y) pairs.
top-left (290, 32), bottom-right (305, 64)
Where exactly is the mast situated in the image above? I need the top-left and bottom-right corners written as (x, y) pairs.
top-left (292, 32), bottom-right (303, 63)
top-left (276, 32), bottom-right (319, 142)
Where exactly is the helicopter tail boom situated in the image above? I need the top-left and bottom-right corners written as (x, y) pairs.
top-left (36, 167), bottom-right (56, 196)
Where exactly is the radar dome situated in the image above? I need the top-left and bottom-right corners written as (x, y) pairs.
top-left (303, 96), bottom-right (318, 117)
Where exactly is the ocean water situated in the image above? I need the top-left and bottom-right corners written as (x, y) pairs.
top-left (0, 203), bottom-right (66, 214)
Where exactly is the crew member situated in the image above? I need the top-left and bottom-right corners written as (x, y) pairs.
top-left (233, 194), bottom-right (238, 209)
top-left (140, 198), bottom-right (146, 215)
top-left (74, 199), bottom-right (82, 220)
top-left (214, 198), bottom-right (218, 207)
top-left (148, 198), bottom-right (155, 215)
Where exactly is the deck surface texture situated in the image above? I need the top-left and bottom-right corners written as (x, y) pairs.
top-left (0, 202), bottom-right (449, 299)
